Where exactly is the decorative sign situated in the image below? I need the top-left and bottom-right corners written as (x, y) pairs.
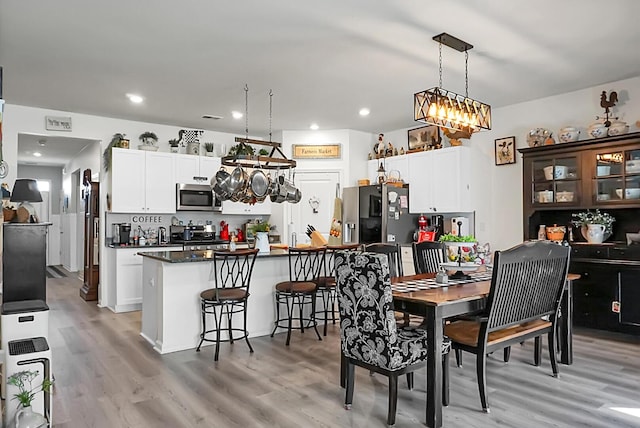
top-left (292, 144), bottom-right (341, 159)
top-left (45, 116), bottom-right (72, 131)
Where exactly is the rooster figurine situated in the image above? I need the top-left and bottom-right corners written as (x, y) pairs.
top-left (600, 90), bottom-right (618, 127)
top-left (441, 127), bottom-right (472, 146)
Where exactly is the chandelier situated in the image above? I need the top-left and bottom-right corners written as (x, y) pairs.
top-left (414, 33), bottom-right (491, 133)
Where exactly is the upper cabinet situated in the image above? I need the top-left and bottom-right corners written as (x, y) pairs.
top-left (175, 154), bottom-right (220, 185)
top-left (519, 132), bottom-right (640, 218)
top-left (407, 146), bottom-right (472, 213)
top-left (110, 148), bottom-right (176, 213)
top-left (367, 154), bottom-right (409, 185)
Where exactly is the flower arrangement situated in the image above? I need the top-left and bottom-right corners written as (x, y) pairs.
top-left (250, 221), bottom-right (272, 233)
top-left (139, 131), bottom-right (158, 145)
top-left (7, 370), bottom-right (53, 408)
top-left (571, 209), bottom-right (615, 234)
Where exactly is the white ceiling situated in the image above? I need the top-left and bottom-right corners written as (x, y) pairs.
top-left (17, 133), bottom-right (98, 167)
top-left (3, 0), bottom-right (640, 145)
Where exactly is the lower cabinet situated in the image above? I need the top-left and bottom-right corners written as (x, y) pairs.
top-left (571, 261), bottom-right (640, 335)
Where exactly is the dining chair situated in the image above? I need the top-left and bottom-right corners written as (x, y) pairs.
top-left (196, 248), bottom-right (259, 361)
top-left (313, 243), bottom-right (361, 336)
top-left (335, 250), bottom-right (451, 426)
top-left (412, 241), bottom-right (446, 274)
top-left (363, 242), bottom-right (404, 277)
top-left (271, 246), bottom-right (326, 346)
top-left (444, 240), bottom-right (570, 413)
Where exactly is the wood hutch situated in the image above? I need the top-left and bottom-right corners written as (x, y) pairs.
top-left (519, 132), bottom-right (640, 335)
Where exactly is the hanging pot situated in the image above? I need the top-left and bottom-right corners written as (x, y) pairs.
top-left (249, 169), bottom-right (270, 202)
top-left (212, 167), bottom-right (232, 201)
top-left (228, 166), bottom-right (248, 202)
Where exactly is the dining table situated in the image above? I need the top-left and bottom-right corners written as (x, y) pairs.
top-left (390, 270), bottom-right (579, 428)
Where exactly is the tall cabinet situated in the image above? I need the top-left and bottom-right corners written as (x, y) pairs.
top-left (81, 178), bottom-right (99, 301)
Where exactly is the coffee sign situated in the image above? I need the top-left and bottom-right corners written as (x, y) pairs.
top-left (292, 144), bottom-right (341, 159)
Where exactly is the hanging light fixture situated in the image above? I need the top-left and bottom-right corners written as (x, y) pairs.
top-left (414, 33), bottom-right (491, 133)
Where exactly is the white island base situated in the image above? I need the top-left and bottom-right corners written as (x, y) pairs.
top-left (140, 251), bottom-right (295, 354)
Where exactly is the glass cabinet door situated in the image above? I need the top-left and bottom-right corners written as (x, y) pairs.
top-left (531, 156), bottom-right (579, 205)
top-left (594, 148), bottom-right (640, 203)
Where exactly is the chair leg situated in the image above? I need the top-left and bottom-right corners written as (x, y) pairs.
top-left (243, 301), bottom-right (254, 354)
top-left (286, 295), bottom-right (294, 346)
top-left (534, 336), bottom-right (542, 366)
top-left (345, 361), bottom-right (355, 409)
top-left (227, 304), bottom-right (234, 344)
top-left (406, 372), bottom-right (413, 390)
top-left (455, 348), bottom-right (463, 367)
top-left (310, 292), bottom-right (323, 341)
top-left (340, 352), bottom-right (346, 388)
top-left (270, 293), bottom-right (281, 338)
top-left (476, 352), bottom-right (490, 413)
top-left (213, 305), bottom-right (223, 362)
top-left (548, 331), bottom-right (559, 377)
top-left (196, 301), bottom-right (206, 352)
top-left (442, 351), bottom-right (450, 407)
top-left (330, 289), bottom-right (337, 325)
top-left (298, 294), bottom-right (305, 334)
top-left (503, 346), bottom-right (511, 362)
top-left (388, 374), bottom-right (398, 427)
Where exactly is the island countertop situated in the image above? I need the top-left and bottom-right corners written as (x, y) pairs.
top-left (138, 249), bottom-right (289, 263)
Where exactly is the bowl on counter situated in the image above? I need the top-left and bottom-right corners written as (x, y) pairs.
top-left (543, 165), bottom-right (568, 180)
top-left (546, 225), bottom-right (566, 241)
top-left (536, 190), bottom-right (554, 203)
top-left (558, 127), bottom-right (580, 143)
top-left (616, 188), bottom-right (640, 199)
top-left (626, 232), bottom-right (640, 245)
top-left (597, 193), bottom-right (611, 201)
top-left (556, 191), bottom-right (574, 202)
top-left (597, 165), bottom-right (611, 176)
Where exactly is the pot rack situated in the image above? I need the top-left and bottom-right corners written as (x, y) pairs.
top-left (222, 86), bottom-right (296, 170)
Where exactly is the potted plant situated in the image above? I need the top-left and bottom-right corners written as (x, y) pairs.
top-left (138, 131), bottom-right (159, 151)
top-left (250, 221), bottom-right (272, 254)
top-left (439, 233), bottom-right (478, 263)
top-left (168, 138), bottom-right (180, 153)
top-left (571, 209), bottom-right (615, 244)
top-left (7, 369), bottom-right (53, 426)
top-left (203, 142), bottom-right (215, 156)
top-left (103, 133), bottom-right (128, 171)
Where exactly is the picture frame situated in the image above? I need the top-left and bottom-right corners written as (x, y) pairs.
top-left (495, 136), bottom-right (516, 165)
top-left (408, 125), bottom-right (441, 151)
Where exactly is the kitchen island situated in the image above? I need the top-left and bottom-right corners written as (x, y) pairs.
top-left (138, 249), bottom-right (291, 354)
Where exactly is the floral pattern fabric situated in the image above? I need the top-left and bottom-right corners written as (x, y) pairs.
top-left (335, 251), bottom-right (432, 370)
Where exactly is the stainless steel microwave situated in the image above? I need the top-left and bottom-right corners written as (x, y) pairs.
top-left (176, 183), bottom-right (221, 211)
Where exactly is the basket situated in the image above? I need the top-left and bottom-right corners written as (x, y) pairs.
top-left (357, 179), bottom-right (370, 186)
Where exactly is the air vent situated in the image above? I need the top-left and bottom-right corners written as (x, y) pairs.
top-left (202, 114), bottom-right (223, 120)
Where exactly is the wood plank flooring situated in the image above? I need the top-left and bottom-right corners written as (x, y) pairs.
top-left (18, 272), bottom-right (640, 427)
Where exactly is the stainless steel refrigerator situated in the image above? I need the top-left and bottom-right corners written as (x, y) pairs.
top-left (342, 184), bottom-right (418, 245)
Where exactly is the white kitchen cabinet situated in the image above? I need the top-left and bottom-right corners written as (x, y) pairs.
top-left (111, 148), bottom-right (176, 213)
top-left (174, 154), bottom-right (220, 185)
top-left (222, 198), bottom-right (272, 215)
top-left (367, 154), bottom-right (409, 184)
top-left (407, 146), bottom-right (472, 214)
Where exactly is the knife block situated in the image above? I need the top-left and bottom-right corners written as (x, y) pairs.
top-left (310, 231), bottom-right (328, 247)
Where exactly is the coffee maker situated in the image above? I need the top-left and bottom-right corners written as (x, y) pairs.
top-left (431, 215), bottom-right (444, 241)
top-left (112, 223), bottom-right (131, 245)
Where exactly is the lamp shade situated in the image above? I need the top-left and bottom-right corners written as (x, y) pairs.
top-left (10, 179), bottom-right (43, 203)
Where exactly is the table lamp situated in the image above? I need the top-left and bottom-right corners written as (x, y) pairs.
top-left (10, 178), bottom-right (42, 223)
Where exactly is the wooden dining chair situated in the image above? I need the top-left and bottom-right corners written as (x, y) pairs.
top-left (335, 250), bottom-right (451, 426)
top-left (412, 241), bottom-right (446, 274)
top-left (444, 241), bottom-right (570, 413)
top-left (363, 242), bottom-right (404, 277)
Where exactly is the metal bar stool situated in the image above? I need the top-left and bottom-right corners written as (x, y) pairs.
top-left (314, 243), bottom-right (361, 336)
top-left (271, 246), bottom-right (326, 346)
top-left (196, 248), bottom-right (259, 361)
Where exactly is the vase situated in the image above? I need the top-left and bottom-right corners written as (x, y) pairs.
top-left (204, 151), bottom-right (215, 157)
top-left (586, 224), bottom-right (605, 244)
top-left (186, 142), bottom-right (200, 155)
top-left (170, 146), bottom-right (179, 153)
top-left (255, 232), bottom-right (270, 254)
top-left (580, 225), bottom-right (610, 243)
top-left (15, 405), bottom-right (47, 428)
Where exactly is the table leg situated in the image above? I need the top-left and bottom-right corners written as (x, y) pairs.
top-left (559, 278), bottom-right (573, 365)
top-left (425, 306), bottom-right (443, 428)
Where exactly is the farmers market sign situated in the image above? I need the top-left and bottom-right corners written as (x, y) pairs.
top-left (292, 144), bottom-right (341, 159)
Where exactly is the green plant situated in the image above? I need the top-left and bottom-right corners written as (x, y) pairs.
top-left (103, 133), bottom-right (126, 171)
top-left (572, 209), bottom-right (615, 234)
top-left (168, 138), bottom-right (180, 147)
top-left (139, 131), bottom-right (158, 144)
top-left (204, 142), bottom-right (214, 152)
top-left (228, 143), bottom-right (255, 157)
top-left (438, 233), bottom-right (476, 243)
top-left (258, 148), bottom-right (269, 156)
top-left (250, 221), bottom-right (272, 233)
top-left (7, 370), bottom-right (53, 408)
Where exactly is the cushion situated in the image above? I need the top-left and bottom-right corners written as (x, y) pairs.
top-left (275, 281), bottom-right (317, 294)
top-left (200, 288), bottom-right (248, 301)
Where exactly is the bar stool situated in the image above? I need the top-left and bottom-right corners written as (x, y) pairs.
top-left (196, 248), bottom-right (259, 361)
top-left (271, 246), bottom-right (326, 346)
top-left (314, 243), bottom-right (361, 336)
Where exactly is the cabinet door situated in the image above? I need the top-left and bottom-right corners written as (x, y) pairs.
top-left (199, 157), bottom-right (221, 184)
top-left (407, 151), bottom-right (434, 213)
top-left (530, 155), bottom-right (581, 206)
top-left (222, 198), bottom-right (272, 215)
top-left (431, 147), bottom-right (472, 212)
top-left (145, 152), bottom-right (176, 213)
top-left (571, 263), bottom-right (618, 330)
top-left (111, 148), bottom-right (146, 213)
top-left (368, 159), bottom-right (381, 184)
top-left (591, 146), bottom-right (640, 205)
top-left (619, 270), bottom-right (640, 327)
top-left (385, 155), bottom-right (409, 184)
top-left (174, 154), bottom-right (200, 184)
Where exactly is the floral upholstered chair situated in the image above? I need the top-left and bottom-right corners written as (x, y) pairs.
top-left (335, 251), bottom-right (450, 426)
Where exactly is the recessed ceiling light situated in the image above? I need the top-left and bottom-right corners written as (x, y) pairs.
top-left (33, 152), bottom-right (42, 157)
top-left (126, 93), bottom-right (144, 104)
top-left (310, 123), bottom-right (319, 130)
top-left (359, 108), bottom-right (370, 116)
top-left (202, 114), bottom-right (223, 120)
top-left (232, 111), bottom-right (243, 119)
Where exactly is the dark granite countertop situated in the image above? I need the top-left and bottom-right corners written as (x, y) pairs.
top-left (108, 243), bottom-right (183, 249)
top-left (138, 249), bottom-right (289, 263)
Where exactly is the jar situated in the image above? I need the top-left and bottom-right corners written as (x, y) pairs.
top-left (538, 225), bottom-right (546, 240)
top-left (546, 224), bottom-right (566, 241)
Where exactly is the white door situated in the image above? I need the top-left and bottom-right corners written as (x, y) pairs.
top-left (288, 171), bottom-right (340, 246)
top-left (33, 185), bottom-right (51, 265)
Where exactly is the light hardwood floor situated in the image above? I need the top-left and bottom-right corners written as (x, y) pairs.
top-left (22, 272), bottom-right (640, 427)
